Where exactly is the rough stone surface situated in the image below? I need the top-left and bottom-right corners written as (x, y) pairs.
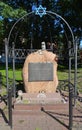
top-left (22, 50), bottom-right (58, 93)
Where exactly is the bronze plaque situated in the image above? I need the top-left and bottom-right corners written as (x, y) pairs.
top-left (28, 63), bottom-right (53, 82)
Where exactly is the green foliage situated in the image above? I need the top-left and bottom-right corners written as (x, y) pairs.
top-left (0, 20), bottom-right (4, 37)
top-left (0, 0), bottom-right (82, 49)
top-left (0, 1), bottom-right (27, 46)
top-left (0, 1), bottom-right (27, 18)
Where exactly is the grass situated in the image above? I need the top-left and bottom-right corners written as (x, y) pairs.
top-left (23, 99), bottom-right (29, 104)
top-left (58, 70), bottom-right (68, 80)
top-left (0, 64), bottom-right (82, 93)
top-left (35, 128), bottom-right (41, 130)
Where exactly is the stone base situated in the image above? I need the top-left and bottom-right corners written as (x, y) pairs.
top-left (16, 92), bottom-right (67, 104)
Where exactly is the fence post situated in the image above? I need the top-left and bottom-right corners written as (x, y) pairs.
top-left (69, 84), bottom-right (73, 130)
top-left (74, 37), bottom-right (78, 106)
top-left (8, 87), bottom-right (12, 129)
top-left (4, 38), bottom-right (9, 93)
top-left (0, 72), bottom-right (2, 93)
top-left (12, 42), bottom-right (16, 98)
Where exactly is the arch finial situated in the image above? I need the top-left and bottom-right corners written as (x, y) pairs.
top-left (35, 5), bottom-right (46, 17)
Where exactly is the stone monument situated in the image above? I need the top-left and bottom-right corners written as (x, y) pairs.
top-left (22, 42), bottom-right (58, 93)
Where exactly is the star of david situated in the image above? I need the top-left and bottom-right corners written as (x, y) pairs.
top-left (35, 5), bottom-right (46, 17)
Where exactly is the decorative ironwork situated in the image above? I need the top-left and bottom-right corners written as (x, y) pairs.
top-left (35, 5), bottom-right (46, 17)
top-left (9, 49), bottom-right (37, 59)
top-left (9, 48), bottom-right (52, 59)
top-left (4, 6), bottom-right (79, 130)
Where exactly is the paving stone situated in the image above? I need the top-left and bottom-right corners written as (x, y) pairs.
top-left (0, 103), bottom-right (82, 130)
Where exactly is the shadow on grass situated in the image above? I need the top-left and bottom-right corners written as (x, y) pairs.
top-left (41, 107), bottom-right (69, 129)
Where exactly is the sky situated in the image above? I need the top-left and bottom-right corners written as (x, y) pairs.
top-left (0, 16), bottom-right (3, 20)
top-left (80, 40), bottom-right (82, 49)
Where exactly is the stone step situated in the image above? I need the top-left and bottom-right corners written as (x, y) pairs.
top-left (16, 92), bottom-right (67, 104)
top-left (0, 124), bottom-right (11, 130)
top-left (13, 103), bottom-right (69, 116)
top-left (14, 103), bottom-right (69, 111)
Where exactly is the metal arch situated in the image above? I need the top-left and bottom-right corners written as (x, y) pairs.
top-left (6, 7), bottom-right (75, 130)
top-left (7, 11), bottom-right (34, 44)
top-left (46, 11), bottom-right (75, 46)
top-left (8, 10), bottom-right (75, 46)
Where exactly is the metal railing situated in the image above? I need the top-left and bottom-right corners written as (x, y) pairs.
top-left (0, 86), bottom-right (12, 129)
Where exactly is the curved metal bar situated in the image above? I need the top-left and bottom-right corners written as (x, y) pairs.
top-left (46, 11), bottom-right (75, 45)
top-left (8, 11), bottom-right (34, 44)
top-left (8, 10), bottom-right (75, 46)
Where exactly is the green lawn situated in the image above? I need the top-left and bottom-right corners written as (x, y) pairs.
top-left (0, 64), bottom-right (82, 93)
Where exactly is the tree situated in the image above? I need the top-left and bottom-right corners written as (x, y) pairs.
top-left (0, 0), bottom-right (82, 49)
top-left (0, 1), bottom-right (27, 49)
